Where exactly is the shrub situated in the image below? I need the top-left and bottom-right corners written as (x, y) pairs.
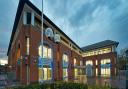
top-left (8, 82), bottom-right (88, 89)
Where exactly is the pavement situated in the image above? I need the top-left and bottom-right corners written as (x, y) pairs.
top-left (87, 76), bottom-right (126, 89)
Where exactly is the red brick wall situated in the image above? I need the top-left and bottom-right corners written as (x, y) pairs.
top-left (83, 52), bottom-right (117, 77)
top-left (8, 24), bottom-right (118, 84)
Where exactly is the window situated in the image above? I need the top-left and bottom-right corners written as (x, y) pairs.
top-left (38, 45), bottom-right (42, 57)
top-left (101, 59), bottom-right (111, 77)
top-left (43, 46), bottom-right (52, 59)
top-left (80, 61), bottom-right (83, 66)
top-left (43, 68), bottom-right (52, 80)
top-left (74, 68), bottom-right (78, 78)
top-left (63, 54), bottom-right (68, 62)
top-left (86, 60), bottom-right (93, 66)
top-left (26, 12), bottom-right (31, 24)
top-left (96, 60), bottom-right (98, 65)
top-left (63, 68), bottom-right (68, 77)
top-left (47, 68), bottom-right (52, 79)
top-left (96, 68), bottom-right (98, 76)
top-left (83, 47), bottom-right (111, 57)
top-left (38, 45), bottom-right (52, 59)
top-left (34, 16), bottom-right (41, 28)
top-left (62, 54), bottom-right (68, 80)
top-left (74, 58), bottom-right (76, 65)
top-left (26, 37), bottom-right (29, 55)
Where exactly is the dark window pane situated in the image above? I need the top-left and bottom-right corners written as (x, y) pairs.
top-left (27, 12), bottom-right (31, 24)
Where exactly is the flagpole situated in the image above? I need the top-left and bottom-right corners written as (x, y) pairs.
top-left (41, 0), bottom-right (43, 82)
top-left (42, 0), bottom-right (43, 56)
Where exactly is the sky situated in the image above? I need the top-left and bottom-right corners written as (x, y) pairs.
top-left (0, 0), bottom-right (128, 61)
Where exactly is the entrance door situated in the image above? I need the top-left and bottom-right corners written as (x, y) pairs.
top-left (86, 64), bottom-right (93, 77)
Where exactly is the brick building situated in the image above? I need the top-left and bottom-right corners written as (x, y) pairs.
top-left (7, 0), bottom-right (119, 85)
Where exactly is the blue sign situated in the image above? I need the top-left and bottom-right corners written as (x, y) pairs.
top-left (38, 56), bottom-right (43, 68)
top-left (101, 63), bottom-right (111, 68)
top-left (63, 61), bottom-right (68, 68)
top-left (17, 59), bottom-right (20, 66)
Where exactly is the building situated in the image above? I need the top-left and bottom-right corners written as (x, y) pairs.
top-left (7, 0), bottom-right (119, 85)
top-left (82, 40), bottom-right (118, 77)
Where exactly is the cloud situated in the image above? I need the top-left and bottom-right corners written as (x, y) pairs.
top-left (0, 0), bottom-right (128, 61)
top-left (0, 0), bottom-right (19, 58)
top-left (44, 0), bottom-right (128, 52)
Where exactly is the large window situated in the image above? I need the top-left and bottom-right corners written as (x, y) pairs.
top-left (101, 59), bottom-right (111, 77)
top-left (38, 45), bottom-right (52, 59)
top-left (43, 68), bottom-right (52, 80)
top-left (43, 46), bottom-right (52, 59)
top-left (86, 60), bottom-right (93, 66)
top-left (62, 54), bottom-right (68, 80)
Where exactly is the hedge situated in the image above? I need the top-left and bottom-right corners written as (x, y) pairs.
top-left (8, 82), bottom-right (88, 89)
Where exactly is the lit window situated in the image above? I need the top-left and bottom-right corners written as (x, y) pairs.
top-left (96, 68), bottom-right (98, 76)
top-left (38, 45), bottom-right (52, 59)
top-left (74, 68), bottom-right (78, 78)
top-left (86, 60), bottom-right (93, 65)
top-left (26, 37), bottom-right (29, 55)
top-left (101, 59), bottom-right (111, 77)
top-left (47, 68), bottom-right (52, 79)
top-left (43, 68), bottom-right (52, 80)
top-left (96, 60), bottom-right (98, 65)
top-left (80, 61), bottom-right (83, 66)
top-left (63, 54), bottom-right (68, 62)
top-left (63, 68), bottom-right (68, 77)
top-left (38, 45), bottom-right (42, 57)
top-left (48, 48), bottom-right (52, 58)
top-left (74, 58), bottom-right (77, 66)
top-left (62, 54), bottom-right (68, 80)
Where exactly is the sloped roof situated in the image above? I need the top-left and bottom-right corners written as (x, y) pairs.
top-left (82, 40), bottom-right (119, 51)
top-left (7, 0), bottom-right (81, 55)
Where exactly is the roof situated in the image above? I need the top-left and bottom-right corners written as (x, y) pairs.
top-left (82, 40), bottom-right (119, 52)
top-left (7, 0), bottom-right (81, 55)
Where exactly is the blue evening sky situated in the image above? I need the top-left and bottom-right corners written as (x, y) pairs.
top-left (0, 0), bottom-right (128, 60)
